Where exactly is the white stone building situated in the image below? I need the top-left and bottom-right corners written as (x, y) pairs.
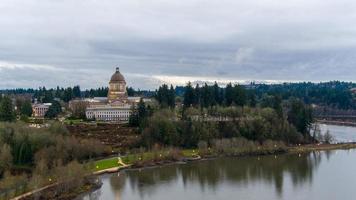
top-left (85, 68), bottom-right (133, 122)
top-left (32, 103), bottom-right (52, 117)
top-left (86, 104), bottom-right (131, 121)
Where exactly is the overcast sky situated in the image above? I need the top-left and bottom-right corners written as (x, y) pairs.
top-left (1, 0), bottom-right (356, 89)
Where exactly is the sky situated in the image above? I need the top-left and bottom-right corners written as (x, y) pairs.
top-left (1, 0), bottom-right (356, 90)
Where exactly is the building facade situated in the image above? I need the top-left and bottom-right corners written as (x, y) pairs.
top-left (32, 103), bottom-right (52, 117)
top-left (86, 104), bottom-right (131, 121)
top-left (85, 67), bottom-right (132, 122)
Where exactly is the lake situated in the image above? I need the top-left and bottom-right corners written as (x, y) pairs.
top-left (79, 124), bottom-right (356, 200)
top-left (80, 149), bottom-right (356, 200)
top-left (319, 123), bottom-right (356, 143)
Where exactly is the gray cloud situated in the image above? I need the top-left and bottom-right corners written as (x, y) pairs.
top-left (1, 0), bottom-right (356, 89)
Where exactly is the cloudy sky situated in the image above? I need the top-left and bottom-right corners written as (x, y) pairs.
top-left (1, 0), bottom-right (356, 89)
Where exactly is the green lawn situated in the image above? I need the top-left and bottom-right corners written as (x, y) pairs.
top-left (182, 149), bottom-right (199, 157)
top-left (93, 157), bottom-right (122, 171)
top-left (93, 149), bottom-right (200, 172)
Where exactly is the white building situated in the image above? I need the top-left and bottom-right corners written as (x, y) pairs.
top-left (32, 103), bottom-right (52, 117)
top-left (86, 103), bottom-right (131, 121)
top-left (85, 67), bottom-right (133, 122)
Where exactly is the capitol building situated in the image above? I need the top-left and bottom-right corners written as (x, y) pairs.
top-left (85, 67), bottom-right (134, 122)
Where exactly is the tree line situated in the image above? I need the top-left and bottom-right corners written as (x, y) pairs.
top-left (253, 81), bottom-right (356, 110)
top-left (2, 81), bottom-right (354, 109)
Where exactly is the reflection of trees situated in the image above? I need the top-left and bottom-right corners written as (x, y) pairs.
top-left (108, 153), bottom-right (323, 198)
top-left (125, 166), bottom-right (180, 198)
top-left (109, 173), bottom-right (126, 199)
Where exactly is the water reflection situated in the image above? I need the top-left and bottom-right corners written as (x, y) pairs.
top-left (93, 152), bottom-right (324, 199)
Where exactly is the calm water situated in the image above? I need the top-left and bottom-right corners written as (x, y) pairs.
top-left (319, 123), bottom-right (356, 143)
top-left (80, 149), bottom-right (356, 200)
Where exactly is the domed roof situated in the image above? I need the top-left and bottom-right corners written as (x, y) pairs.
top-left (110, 67), bottom-right (126, 83)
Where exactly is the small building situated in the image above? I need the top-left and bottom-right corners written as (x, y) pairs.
top-left (32, 103), bottom-right (52, 117)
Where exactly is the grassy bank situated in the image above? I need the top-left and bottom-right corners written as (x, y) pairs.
top-left (92, 142), bottom-right (356, 173)
top-left (289, 143), bottom-right (356, 153)
top-left (91, 139), bottom-right (287, 172)
top-left (92, 158), bottom-right (124, 171)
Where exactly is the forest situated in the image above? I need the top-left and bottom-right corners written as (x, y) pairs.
top-left (130, 82), bottom-right (315, 148)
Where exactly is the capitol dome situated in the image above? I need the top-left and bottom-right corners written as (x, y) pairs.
top-left (108, 67), bottom-right (127, 103)
top-left (110, 67), bottom-right (126, 83)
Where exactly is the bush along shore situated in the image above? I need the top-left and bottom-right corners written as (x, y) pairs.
top-left (9, 138), bottom-right (356, 200)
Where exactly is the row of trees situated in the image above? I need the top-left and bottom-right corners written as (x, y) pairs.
top-left (143, 82), bottom-right (252, 114)
top-left (33, 86), bottom-right (81, 103)
top-left (2, 81), bottom-right (355, 109)
top-left (254, 81), bottom-right (356, 110)
top-left (0, 96), bottom-right (33, 122)
top-left (183, 82), bottom-right (255, 108)
top-left (155, 84), bottom-right (175, 108)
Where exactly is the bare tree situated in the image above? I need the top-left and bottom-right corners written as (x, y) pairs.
top-left (311, 124), bottom-right (322, 142)
top-left (323, 130), bottom-right (333, 144)
top-left (0, 144), bottom-right (13, 174)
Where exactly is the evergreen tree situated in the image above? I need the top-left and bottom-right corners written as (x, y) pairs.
top-left (127, 87), bottom-right (135, 96)
top-left (213, 82), bottom-right (223, 105)
top-left (233, 85), bottom-right (247, 106)
top-left (287, 98), bottom-right (313, 137)
top-left (194, 84), bottom-right (200, 106)
top-left (225, 83), bottom-right (234, 106)
top-left (201, 83), bottom-right (213, 107)
top-left (156, 84), bottom-right (169, 107)
top-left (73, 85), bottom-right (81, 98)
top-left (168, 85), bottom-right (176, 108)
top-left (129, 99), bottom-right (148, 127)
top-left (138, 98), bottom-right (147, 120)
top-left (63, 87), bottom-right (73, 102)
top-left (0, 96), bottom-right (15, 122)
top-left (45, 100), bottom-right (62, 119)
top-left (129, 107), bottom-right (139, 127)
top-left (248, 91), bottom-right (257, 107)
top-left (55, 86), bottom-right (61, 98)
top-left (20, 100), bottom-right (33, 117)
top-left (183, 82), bottom-right (195, 108)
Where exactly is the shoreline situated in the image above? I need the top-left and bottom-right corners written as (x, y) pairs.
top-left (14, 143), bottom-right (356, 200)
top-left (98, 143), bottom-right (356, 173)
top-left (316, 119), bottom-right (356, 127)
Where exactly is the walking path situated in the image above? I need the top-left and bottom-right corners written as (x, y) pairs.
top-left (11, 183), bottom-right (58, 200)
